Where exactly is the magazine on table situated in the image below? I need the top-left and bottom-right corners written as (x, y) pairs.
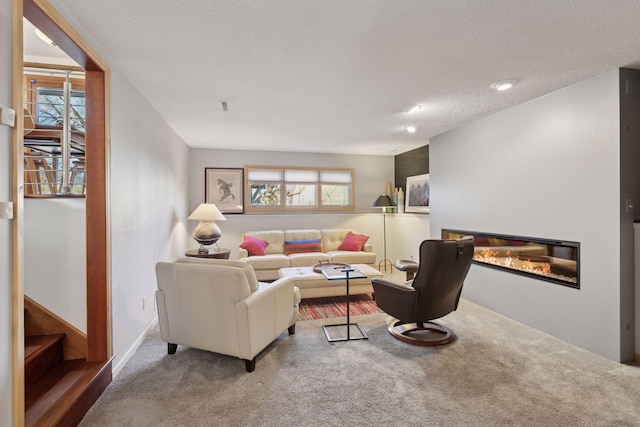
top-left (321, 266), bottom-right (366, 280)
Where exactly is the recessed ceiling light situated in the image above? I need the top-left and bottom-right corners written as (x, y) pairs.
top-left (34, 28), bottom-right (56, 46)
top-left (401, 104), bottom-right (422, 114)
top-left (404, 126), bottom-right (417, 134)
top-left (490, 80), bottom-right (517, 91)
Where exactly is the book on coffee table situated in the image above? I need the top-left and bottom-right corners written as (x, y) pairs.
top-left (321, 267), bottom-right (366, 280)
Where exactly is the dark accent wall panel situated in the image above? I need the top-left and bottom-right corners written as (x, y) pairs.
top-left (394, 144), bottom-right (429, 191)
top-left (618, 67), bottom-right (640, 360)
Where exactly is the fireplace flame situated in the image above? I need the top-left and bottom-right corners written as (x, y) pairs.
top-left (474, 249), bottom-right (552, 277)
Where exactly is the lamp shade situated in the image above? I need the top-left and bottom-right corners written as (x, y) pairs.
top-left (188, 203), bottom-right (227, 221)
top-left (371, 194), bottom-right (396, 208)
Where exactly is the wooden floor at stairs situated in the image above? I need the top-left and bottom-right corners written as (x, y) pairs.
top-left (24, 334), bottom-right (113, 427)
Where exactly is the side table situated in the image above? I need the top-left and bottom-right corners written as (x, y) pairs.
top-left (321, 267), bottom-right (369, 342)
top-left (185, 248), bottom-right (230, 259)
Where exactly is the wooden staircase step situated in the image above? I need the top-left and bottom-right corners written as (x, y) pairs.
top-left (25, 358), bottom-right (113, 427)
top-left (25, 334), bottom-right (65, 388)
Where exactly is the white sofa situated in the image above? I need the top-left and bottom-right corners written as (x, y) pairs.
top-left (239, 229), bottom-right (377, 281)
top-left (155, 258), bottom-right (300, 372)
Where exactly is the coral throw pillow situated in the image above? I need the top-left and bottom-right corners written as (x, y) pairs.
top-left (240, 235), bottom-right (268, 256)
top-left (284, 239), bottom-right (323, 255)
top-left (338, 231), bottom-right (369, 251)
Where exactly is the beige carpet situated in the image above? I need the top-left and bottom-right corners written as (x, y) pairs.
top-left (79, 299), bottom-right (640, 426)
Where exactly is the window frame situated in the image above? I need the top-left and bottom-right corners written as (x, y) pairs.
top-left (24, 74), bottom-right (86, 118)
top-left (245, 165), bottom-right (355, 213)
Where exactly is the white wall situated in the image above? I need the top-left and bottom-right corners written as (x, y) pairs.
top-left (44, 0), bottom-right (192, 374)
top-left (188, 149), bottom-right (397, 259)
top-left (24, 198), bottom-right (86, 332)
top-left (386, 213), bottom-right (430, 263)
top-left (430, 70), bottom-right (625, 361)
top-left (189, 149), bottom-right (394, 213)
top-left (109, 68), bottom-right (190, 373)
top-left (0, 0), bottom-right (13, 423)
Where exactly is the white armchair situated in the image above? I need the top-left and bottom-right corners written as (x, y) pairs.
top-left (155, 258), bottom-right (300, 372)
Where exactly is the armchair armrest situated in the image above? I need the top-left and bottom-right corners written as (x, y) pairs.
top-left (235, 277), bottom-right (297, 359)
top-left (238, 248), bottom-right (249, 258)
top-left (372, 278), bottom-right (414, 291)
top-left (371, 278), bottom-right (418, 322)
top-left (394, 259), bottom-right (418, 273)
top-left (363, 243), bottom-right (374, 253)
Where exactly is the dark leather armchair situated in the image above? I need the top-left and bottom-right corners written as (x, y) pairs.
top-left (371, 237), bottom-right (474, 346)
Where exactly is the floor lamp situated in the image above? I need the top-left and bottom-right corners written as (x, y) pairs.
top-left (371, 194), bottom-right (396, 271)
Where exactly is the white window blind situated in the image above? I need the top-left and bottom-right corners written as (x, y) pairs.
top-left (245, 166), bottom-right (354, 212)
top-left (320, 170), bottom-right (352, 183)
top-left (247, 168), bottom-right (283, 181)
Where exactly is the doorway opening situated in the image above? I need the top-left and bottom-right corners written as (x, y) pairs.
top-left (13, 0), bottom-right (111, 424)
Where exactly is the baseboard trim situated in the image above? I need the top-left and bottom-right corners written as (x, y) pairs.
top-left (112, 317), bottom-right (158, 378)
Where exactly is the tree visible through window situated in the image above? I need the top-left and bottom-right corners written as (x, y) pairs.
top-left (37, 87), bottom-right (86, 131)
top-left (246, 166), bottom-right (354, 212)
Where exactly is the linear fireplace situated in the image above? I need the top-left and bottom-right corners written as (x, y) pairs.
top-left (442, 229), bottom-right (580, 289)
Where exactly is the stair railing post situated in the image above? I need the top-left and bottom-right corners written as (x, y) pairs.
top-left (60, 71), bottom-right (72, 194)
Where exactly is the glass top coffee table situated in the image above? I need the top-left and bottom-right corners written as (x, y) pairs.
top-left (320, 265), bottom-right (369, 342)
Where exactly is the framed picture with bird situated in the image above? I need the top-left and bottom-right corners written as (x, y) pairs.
top-left (205, 168), bottom-right (244, 213)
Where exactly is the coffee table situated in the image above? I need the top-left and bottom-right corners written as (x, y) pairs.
top-left (278, 264), bottom-right (383, 299)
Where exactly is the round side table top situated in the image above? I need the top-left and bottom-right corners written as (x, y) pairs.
top-left (185, 248), bottom-right (231, 259)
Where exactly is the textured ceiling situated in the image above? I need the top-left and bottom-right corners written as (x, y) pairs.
top-left (33, 0), bottom-right (640, 155)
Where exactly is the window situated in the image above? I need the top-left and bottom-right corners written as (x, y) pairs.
top-left (246, 166), bottom-right (354, 212)
top-left (25, 74), bottom-right (86, 130)
top-left (36, 87), bottom-right (86, 131)
top-left (23, 73), bottom-right (87, 196)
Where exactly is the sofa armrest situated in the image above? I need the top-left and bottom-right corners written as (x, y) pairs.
top-left (363, 243), bottom-right (374, 253)
top-left (238, 248), bottom-right (249, 258)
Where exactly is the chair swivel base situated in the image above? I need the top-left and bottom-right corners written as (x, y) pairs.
top-left (388, 320), bottom-right (455, 346)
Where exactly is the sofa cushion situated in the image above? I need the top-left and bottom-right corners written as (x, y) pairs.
top-left (338, 231), bottom-right (370, 251)
top-left (284, 229), bottom-right (322, 241)
top-left (327, 250), bottom-right (377, 265)
top-left (321, 229), bottom-right (353, 252)
top-left (284, 239), bottom-right (323, 255)
top-left (289, 252), bottom-right (331, 267)
top-left (244, 230), bottom-right (284, 255)
top-left (242, 254), bottom-right (291, 270)
top-left (240, 235), bottom-right (269, 256)
top-left (244, 231), bottom-right (285, 255)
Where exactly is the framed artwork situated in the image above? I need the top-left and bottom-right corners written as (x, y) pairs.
top-left (405, 173), bottom-right (430, 213)
top-left (205, 168), bottom-right (244, 213)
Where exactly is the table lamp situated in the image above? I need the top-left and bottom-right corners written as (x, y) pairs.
top-left (188, 203), bottom-right (227, 254)
top-left (371, 194), bottom-right (396, 271)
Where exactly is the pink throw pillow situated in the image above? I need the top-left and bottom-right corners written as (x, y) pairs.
top-left (338, 231), bottom-right (369, 251)
top-left (240, 235), bottom-right (268, 256)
